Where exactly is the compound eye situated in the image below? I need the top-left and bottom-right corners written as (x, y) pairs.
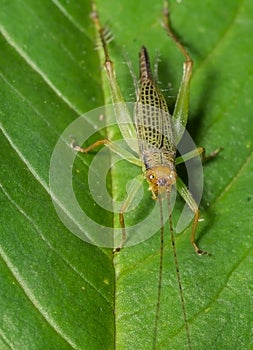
top-left (149, 174), bottom-right (155, 180)
top-left (169, 170), bottom-right (176, 180)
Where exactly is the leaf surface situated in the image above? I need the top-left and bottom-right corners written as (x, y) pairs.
top-left (0, 1), bottom-right (252, 349)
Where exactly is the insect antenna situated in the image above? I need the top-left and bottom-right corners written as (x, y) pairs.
top-left (153, 195), bottom-right (165, 348)
top-left (166, 191), bottom-right (192, 350)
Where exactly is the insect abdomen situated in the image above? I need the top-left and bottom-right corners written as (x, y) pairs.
top-left (135, 47), bottom-right (176, 169)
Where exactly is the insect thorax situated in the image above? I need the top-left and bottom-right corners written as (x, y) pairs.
top-left (142, 148), bottom-right (175, 169)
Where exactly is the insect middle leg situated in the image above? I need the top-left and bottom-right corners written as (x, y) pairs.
top-left (72, 134), bottom-right (144, 251)
top-left (175, 147), bottom-right (221, 165)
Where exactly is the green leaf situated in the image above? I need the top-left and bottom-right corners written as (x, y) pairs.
top-left (1, 1), bottom-right (252, 350)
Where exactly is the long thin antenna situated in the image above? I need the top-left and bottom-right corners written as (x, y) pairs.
top-left (167, 192), bottom-right (192, 350)
top-left (153, 196), bottom-right (165, 349)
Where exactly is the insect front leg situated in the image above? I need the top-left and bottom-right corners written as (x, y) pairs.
top-left (115, 174), bottom-right (144, 252)
top-left (176, 177), bottom-right (208, 255)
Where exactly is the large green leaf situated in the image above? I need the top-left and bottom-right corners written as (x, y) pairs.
top-left (0, 1), bottom-right (252, 349)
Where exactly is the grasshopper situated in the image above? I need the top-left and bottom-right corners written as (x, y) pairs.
top-left (72, 1), bottom-right (219, 348)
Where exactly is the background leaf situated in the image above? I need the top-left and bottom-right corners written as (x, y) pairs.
top-left (0, 1), bottom-right (252, 350)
